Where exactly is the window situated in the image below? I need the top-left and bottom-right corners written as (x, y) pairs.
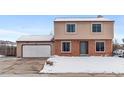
top-left (66, 24), bottom-right (75, 32)
top-left (62, 42), bottom-right (71, 52)
top-left (96, 42), bottom-right (104, 52)
top-left (92, 24), bottom-right (101, 32)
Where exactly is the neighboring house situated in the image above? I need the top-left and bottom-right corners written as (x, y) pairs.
top-left (16, 16), bottom-right (114, 57)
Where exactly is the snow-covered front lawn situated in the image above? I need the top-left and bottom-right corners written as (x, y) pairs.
top-left (40, 56), bottom-right (124, 73)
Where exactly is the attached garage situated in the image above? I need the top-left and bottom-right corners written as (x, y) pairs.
top-left (16, 35), bottom-right (53, 58)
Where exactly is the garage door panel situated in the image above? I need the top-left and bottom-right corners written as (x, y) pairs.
top-left (23, 45), bottom-right (51, 57)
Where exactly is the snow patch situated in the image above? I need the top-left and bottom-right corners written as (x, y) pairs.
top-left (17, 35), bottom-right (53, 42)
top-left (0, 55), bottom-right (5, 58)
top-left (40, 56), bottom-right (124, 73)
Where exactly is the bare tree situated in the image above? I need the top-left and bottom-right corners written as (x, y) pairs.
top-left (122, 38), bottom-right (124, 48)
top-left (113, 39), bottom-right (120, 51)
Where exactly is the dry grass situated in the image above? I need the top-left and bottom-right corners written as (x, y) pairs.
top-left (46, 61), bottom-right (53, 66)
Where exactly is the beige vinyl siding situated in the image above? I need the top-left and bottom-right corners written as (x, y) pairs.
top-left (54, 21), bottom-right (114, 40)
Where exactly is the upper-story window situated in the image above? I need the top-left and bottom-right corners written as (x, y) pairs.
top-left (66, 24), bottom-right (75, 32)
top-left (92, 24), bottom-right (101, 32)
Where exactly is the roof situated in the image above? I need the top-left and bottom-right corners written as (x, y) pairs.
top-left (16, 35), bottom-right (53, 42)
top-left (54, 17), bottom-right (114, 22)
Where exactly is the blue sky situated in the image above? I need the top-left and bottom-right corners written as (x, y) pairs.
top-left (0, 15), bottom-right (123, 43)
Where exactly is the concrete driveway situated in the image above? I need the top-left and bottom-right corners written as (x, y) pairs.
top-left (0, 57), bottom-right (46, 74)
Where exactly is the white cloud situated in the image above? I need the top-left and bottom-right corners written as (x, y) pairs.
top-left (0, 29), bottom-right (28, 35)
top-left (0, 29), bottom-right (29, 41)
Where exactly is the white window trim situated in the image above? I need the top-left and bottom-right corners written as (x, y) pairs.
top-left (95, 41), bottom-right (105, 53)
top-left (61, 41), bottom-right (71, 53)
top-left (91, 23), bottom-right (103, 33)
top-left (65, 23), bottom-right (77, 34)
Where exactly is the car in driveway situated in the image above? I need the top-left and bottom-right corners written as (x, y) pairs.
top-left (113, 49), bottom-right (124, 57)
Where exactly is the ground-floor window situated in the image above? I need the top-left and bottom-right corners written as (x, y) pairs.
top-left (96, 41), bottom-right (105, 52)
top-left (61, 41), bottom-right (71, 52)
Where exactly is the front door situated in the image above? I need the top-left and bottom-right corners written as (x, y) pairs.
top-left (80, 41), bottom-right (88, 55)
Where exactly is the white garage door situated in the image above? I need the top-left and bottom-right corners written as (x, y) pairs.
top-left (23, 45), bottom-right (51, 57)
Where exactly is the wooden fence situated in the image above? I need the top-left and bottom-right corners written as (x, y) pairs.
top-left (0, 44), bottom-right (16, 56)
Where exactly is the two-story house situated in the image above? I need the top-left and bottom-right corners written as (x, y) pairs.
top-left (16, 16), bottom-right (114, 57)
top-left (53, 16), bottom-right (114, 56)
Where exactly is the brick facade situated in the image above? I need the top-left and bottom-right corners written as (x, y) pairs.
top-left (53, 39), bottom-right (112, 56)
top-left (53, 40), bottom-right (80, 56)
top-left (88, 40), bottom-right (112, 56)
